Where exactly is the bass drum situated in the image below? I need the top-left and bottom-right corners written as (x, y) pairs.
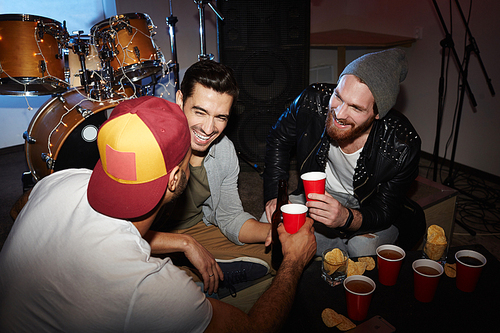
top-left (24, 88), bottom-right (128, 181)
top-left (0, 14), bottom-right (68, 95)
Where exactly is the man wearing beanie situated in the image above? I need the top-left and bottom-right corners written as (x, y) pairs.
top-left (0, 96), bottom-right (317, 331)
top-left (263, 48), bottom-right (425, 257)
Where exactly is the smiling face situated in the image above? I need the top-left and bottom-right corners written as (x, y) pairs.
top-left (326, 75), bottom-right (379, 151)
top-left (176, 83), bottom-right (233, 164)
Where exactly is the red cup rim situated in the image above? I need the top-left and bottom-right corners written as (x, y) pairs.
top-left (376, 244), bottom-right (406, 262)
top-left (412, 259), bottom-right (444, 277)
top-left (454, 250), bottom-right (487, 268)
top-left (300, 171), bottom-right (327, 181)
top-left (343, 275), bottom-right (376, 296)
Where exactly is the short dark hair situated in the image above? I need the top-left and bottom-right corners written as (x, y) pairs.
top-left (180, 60), bottom-right (239, 106)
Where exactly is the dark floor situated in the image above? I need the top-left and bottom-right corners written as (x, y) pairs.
top-left (1, 144), bottom-right (500, 262)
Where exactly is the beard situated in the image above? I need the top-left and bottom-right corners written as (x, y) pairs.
top-left (325, 111), bottom-right (376, 145)
top-left (171, 169), bottom-right (189, 201)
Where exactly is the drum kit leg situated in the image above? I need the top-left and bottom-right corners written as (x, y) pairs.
top-left (1, 1), bottom-right (223, 188)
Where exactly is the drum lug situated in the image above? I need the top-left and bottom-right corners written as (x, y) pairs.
top-left (23, 131), bottom-right (36, 144)
top-left (41, 153), bottom-right (55, 170)
top-left (76, 105), bottom-right (93, 118)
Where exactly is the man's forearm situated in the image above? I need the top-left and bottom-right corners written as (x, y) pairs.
top-left (238, 219), bottom-right (270, 244)
top-left (144, 230), bottom-right (191, 254)
top-left (246, 256), bottom-right (305, 332)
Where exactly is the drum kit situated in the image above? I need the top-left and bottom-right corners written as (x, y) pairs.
top-left (0, 12), bottom-right (170, 183)
top-left (1, 1), bottom-right (223, 187)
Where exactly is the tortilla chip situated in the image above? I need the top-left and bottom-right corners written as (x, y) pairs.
top-left (358, 257), bottom-right (376, 270)
top-left (347, 259), bottom-right (367, 277)
top-left (337, 314), bottom-right (357, 331)
top-left (444, 263), bottom-right (457, 278)
top-left (321, 308), bottom-right (343, 328)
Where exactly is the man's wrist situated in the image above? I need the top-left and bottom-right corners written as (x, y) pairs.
top-left (338, 207), bottom-right (353, 231)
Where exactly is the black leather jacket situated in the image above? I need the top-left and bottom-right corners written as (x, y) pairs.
top-left (263, 83), bottom-right (425, 246)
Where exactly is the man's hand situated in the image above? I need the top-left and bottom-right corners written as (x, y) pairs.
top-left (182, 236), bottom-right (224, 295)
top-left (264, 198), bottom-right (277, 223)
top-left (279, 217), bottom-right (316, 269)
top-left (145, 231), bottom-right (223, 295)
top-left (305, 192), bottom-right (354, 229)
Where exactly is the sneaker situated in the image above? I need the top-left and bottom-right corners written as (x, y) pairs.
top-left (216, 257), bottom-right (270, 298)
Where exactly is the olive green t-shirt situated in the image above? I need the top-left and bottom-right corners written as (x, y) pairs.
top-left (168, 163), bottom-right (211, 230)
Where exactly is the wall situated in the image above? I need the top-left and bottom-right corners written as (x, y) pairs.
top-left (2, 0), bottom-right (498, 178)
top-left (309, 0), bottom-right (499, 178)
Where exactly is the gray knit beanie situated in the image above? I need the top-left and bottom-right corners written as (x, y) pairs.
top-left (338, 48), bottom-right (408, 118)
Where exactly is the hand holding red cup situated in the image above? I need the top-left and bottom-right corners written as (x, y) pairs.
top-left (301, 172), bottom-right (326, 201)
top-left (281, 204), bottom-right (308, 234)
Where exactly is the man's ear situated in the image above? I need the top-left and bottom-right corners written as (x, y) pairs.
top-left (175, 90), bottom-right (183, 109)
top-left (167, 165), bottom-right (181, 193)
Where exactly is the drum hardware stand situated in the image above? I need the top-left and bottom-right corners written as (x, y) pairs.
top-left (431, 0), bottom-right (495, 236)
top-left (71, 31), bottom-right (92, 94)
top-left (90, 46), bottom-right (115, 101)
top-left (166, 0), bottom-right (179, 91)
top-left (195, 0), bottom-right (224, 61)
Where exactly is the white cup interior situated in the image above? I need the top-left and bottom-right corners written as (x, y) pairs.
top-left (300, 172), bottom-right (327, 181)
top-left (343, 275), bottom-right (376, 295)
top-left (376, 244), bottom-right (406, 261)
top-left (412, 259), bottom-right (444, 277)
top-left (455, 250), bottom-right (487, 268)
top-left (281, 204), bottom-right (308, 215)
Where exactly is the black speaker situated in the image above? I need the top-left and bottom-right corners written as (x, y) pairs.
top-left (217, 0), bottom-right (310, 170)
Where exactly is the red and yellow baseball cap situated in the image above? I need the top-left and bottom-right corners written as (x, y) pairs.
top-left (87, 96), bottom-right (190, 219)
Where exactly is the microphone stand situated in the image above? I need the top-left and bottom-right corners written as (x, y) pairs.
top-left (443, 0), bottom-right (496, 189)
top-left (166, 0), bottom-right (179, 91)
top-left (431, 0), bottom-right (477, 184)
top-left (431, 0), bottom-right (495, 236)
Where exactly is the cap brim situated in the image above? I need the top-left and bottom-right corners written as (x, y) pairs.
top-left (87, 159), bottom-right (169, 219)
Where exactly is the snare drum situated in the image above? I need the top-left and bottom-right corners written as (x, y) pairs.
top-left (66, 36), bottom-right (102, 88)
top-left (0, 14), bottom-right (69, 95)
top-left (91, 13), bottom-right (164, 83)
top-left (24, 88), bottom-right (129, 181)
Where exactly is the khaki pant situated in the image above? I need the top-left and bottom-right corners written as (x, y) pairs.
top-left (170, 221), bottom-right (274, 281)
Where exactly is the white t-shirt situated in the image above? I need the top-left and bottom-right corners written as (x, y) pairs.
top-left (325, 144), bottom-right (362, 208)
top-left (0, 169), bottom-right (212, 332)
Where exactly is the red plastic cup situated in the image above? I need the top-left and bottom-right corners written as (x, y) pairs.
top-left (343, 275), bottom-right (376, 321)
top-left (376, 244), bottom-right (406, 286)
top-left (301, 172), bottom-right (326, 201)
top-left (281, 204), bottom-right (307, 234)
top-left (455, 250), bottom-right (487, 292)
top-left (412, 259), bottom-right (444, 302)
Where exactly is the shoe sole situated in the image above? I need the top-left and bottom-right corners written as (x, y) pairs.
top-left (215, 256), bottom-right (270, 274)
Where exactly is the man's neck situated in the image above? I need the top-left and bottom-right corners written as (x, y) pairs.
top-left (190, 153), bottom-right (206, 167)
top-left (338, 132), bottom-right (369, 154)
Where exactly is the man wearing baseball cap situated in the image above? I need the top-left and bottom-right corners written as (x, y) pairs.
top-left (0, 96), bottom-right (317, 332)
top-left (263, 48), bottom-right (426, 257)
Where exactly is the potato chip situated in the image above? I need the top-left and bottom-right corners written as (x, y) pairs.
top-left (324, 248), bottom-right (347, 275)
top-left (325, 248), bottom-right (346, 264)
top-left (347, 259), bottom-right (367, 277)
top-left (358, 257), bottom-right (376, 270)
top-left (321, 308), bottom-right (343, 328)
top-left (427, 225), bottom-right (447, 244)
top-left (337, 314), bottom-right (357, 331)
top-left (445, 263), bottom-right (456, 278)
top-left (424, 225), bottom-right (447, 260)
